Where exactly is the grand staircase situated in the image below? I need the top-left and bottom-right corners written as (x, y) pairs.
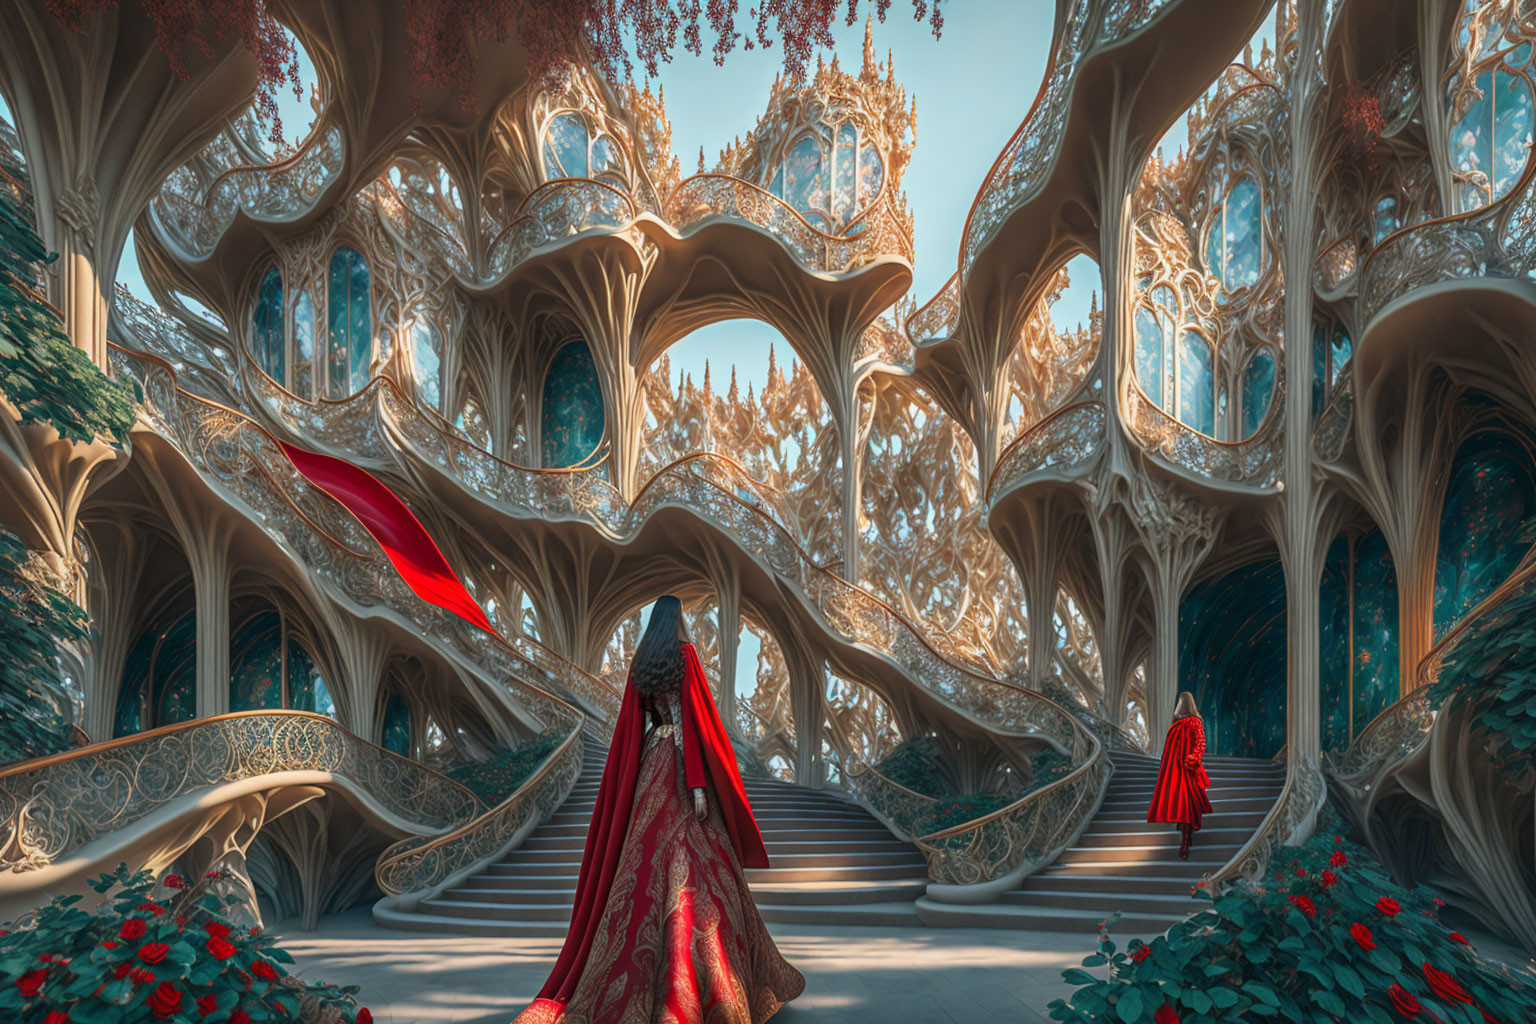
top-left (919, 750), bottom-right (1285, 936)
top-left (378, 742), bottom-right (929, 936)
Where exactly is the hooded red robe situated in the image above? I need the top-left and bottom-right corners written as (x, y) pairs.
top-left (1147, 715), bottom-right (1213, 829)
top-left (527, 641), bottom-right (767, 1011)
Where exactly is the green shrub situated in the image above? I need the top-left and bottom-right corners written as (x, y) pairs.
top-left (0, 526), bottom-right (83, 765)
top-left (0, 864), bottom-right (370, 1024)
top-left (445, 731), bottom-right (566, 804)
top-left (871, 736), bottom-right (953, 798)
top-left (1047, 830), bottom-right (1536, 1024)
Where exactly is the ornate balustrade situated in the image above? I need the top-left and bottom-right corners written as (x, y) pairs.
top-left (1359, 157), bottom-right (1536, 327)
top-left (0, 711), bottom-right (479, 875)
top-left (1124, 381), bottom-right (1284, 487)
top-left (843, 761), bottom-right (938, 840)
top-left (1205, 759), bottom-right (1326, 891)
top-left (906, 274), bottom-right (960, 345)
top-left (376, 725), bottom-right (583, 896)
top-left (148, 121), bottom-right (344, 260)
top-left (912, 727), bottom-right (1108, 886)
top-left (1313, 237), bottom-right (1359, 296)
top-left (987, 401), bottom-right (1106, 504)
top-left (664, 174), bottom-right (913, 273)
top-left (959, 0), bottom-right (1174, 279)
top-left (1313, 375), bottom-right (1354, 462)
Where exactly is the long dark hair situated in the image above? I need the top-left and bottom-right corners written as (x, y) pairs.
top-left (631, 596), bottom-right (691, 695)
top-left (1173, 691), bottom-right (1200, 720)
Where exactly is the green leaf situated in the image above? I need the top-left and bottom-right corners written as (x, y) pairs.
top-left (1115, 986), bottom-right (1144, 1023)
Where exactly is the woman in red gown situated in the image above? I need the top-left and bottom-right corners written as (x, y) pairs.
top-left (1147, 691), bottom-right (1213, 859)
top-left (515, 596), bottom-right (805, 1023)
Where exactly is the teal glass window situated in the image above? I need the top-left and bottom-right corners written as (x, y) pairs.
top-left (542, 113), bottom-right (589, 178)
top-left (771, 125), bottom-right (885, 232)
top-left (411, 319), bottom-right (443, 412)
top-left (326, 247), bottom-right (371, 397)
top-left (1204, 175), bottom-right (1264, 292)
top-left (541, 341), bottom-right (605, 467)
top-left (1434, 431), bottom-right (1536, 638)
top-left (1177, 331), bottom-right (1216, 436)
top-left (1449, 69), bottom-right (1534, 209)
top-left (288, 642), bottom-right (334, 717)
top-left (1372, 196), bottom-right (1399, 245)
top-left (1241, 349), bottom-right (1275, 437)
top-left (114, 607), bottom-right (197, 737)
top-left (293, 288), bottom-right (316, 400)
top-left (251, 266), bottom-right (284, 383)
top-left (230, 613), bottom-right (284, 712)
top-left (381, 693), bottom-right (411, 756)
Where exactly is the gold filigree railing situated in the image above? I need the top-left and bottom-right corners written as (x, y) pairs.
top-left (986, 400), bottom-right (1106, 505)
top-left (1204, 758), bottom-right (1326, 891)
top-left (0, 711), bottom-right (480, 875)
top-left (842, 761), bottom-right (939, 841)
top-left (1313, 374), bottom-right (1354, 462)
top-left (1124, 379), bottom-right (1285, 487)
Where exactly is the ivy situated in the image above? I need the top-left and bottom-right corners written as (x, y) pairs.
top-left (443, 731), bottom-right (567, 804)
top-left (0, 526), bottom-right (83, 765)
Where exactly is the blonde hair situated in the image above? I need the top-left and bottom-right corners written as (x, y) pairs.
top-left (1173, 691), bottom-right (1200, 719)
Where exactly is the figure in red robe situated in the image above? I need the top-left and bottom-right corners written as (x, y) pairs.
top-left (1147, 691), bottom-right (1213, 859)
top-left (514, 596), bottom-right (804, 1023)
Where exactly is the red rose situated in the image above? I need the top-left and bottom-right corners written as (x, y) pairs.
top-left (100, 940), bottom-right (118, 949)
top-left (1320, 870), bottom-right (1337, 888)
top-left (138, 942), bottom-right (170, 964)
top-left (43, 1012), bottom-right (69, 1024)
top-left (1449, 932), bottom-right (1470, 945)
top-left (163, 874), bottom-right (186, 889)
top-left (197, 993), bottom-right (218, 1017)
top-left (1289, 895), bottom-right (1317, 917)
top-left (147, 980), bottom-right (182, 1018)
top-left (1154, 1005), bottom-right (1180, 1024)
top-left (1377, 896), bottom-right (1401, 917)
top-left (1351, 922), bottom-right (1376, 950)
top-left (207, 936), bottom-right (237, 961)
top-left (113, 963), bottom-right (132, 979)
top-left (131, 967), bottom-right (155, 985)
top-left (1387, 984), bottom-right (1420, 1017)
top-left (204, 921), bottom-right (230, 940)
top-left (1330, 850), bottom-right (1348, 867)
top-left (138, 902), bottom-right (164, 916)
top-left (1423, 963), bottom-right (1473, 1004)
top-left (357, 1011), bottom-right (372, 1024)
top-left (1296, 868), bottom-right (1306, 877)
top-left (231, 1012), bottom-right (252, 1024)
top-left (1130, 944), bottom-right (1150, 962)
top-left (119, 918), bottom-right (147, 941)
top-left (16, 968), bottom-right (46, 997)
top-left (250, 959), bottom-right (280, 981)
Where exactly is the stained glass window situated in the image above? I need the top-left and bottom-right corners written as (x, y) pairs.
top-left (1449, 69), bottom-right (1534, 209)
top-left (251, 266), bottom-right (284, 383)
top-left (410, 319), bottom-right (443, 412)
top-left (1204, 175), bottom-right (1264, 292)
top-left (326, 247), bottom-right (371, 398)
top-left (541, 341), bottom-right (605, 467)
top-left (771, 123), bottom-right (885, 232)
top-left (1241, 349), bottom-right (1276, 437)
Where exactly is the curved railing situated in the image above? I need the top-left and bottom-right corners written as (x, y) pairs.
top-left (911, 727), bottom-right (1108, 886)
top-left (0, 711), bottom-right (479, 875)
top-left (1205, 758), bottom-right (1326, 891)
top-left (1313, 374), bottom-right (1354, 462)
top-left (375, 724), bottom-right (583, 896)
top-left (842, 761), bottom-right (939, 840)
top-left (986, 400), bottom-right (1107, 504)
top-left (1313, 236), bottom-right (1359, 296)
top-left (664, 174), bottom-right (914, 273)
top-left (1359, 154), bottom-right (1536, 326)
top-left (959, 0), bottom-right (1178, 279)
top-left (1124, 380), bottom-right (1285, 487)
top-left (148, 118), bottom-right (344, 260)
top-left (906, 274), bottom-right (961, 346)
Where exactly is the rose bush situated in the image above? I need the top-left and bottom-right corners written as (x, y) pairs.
top-left (0, 864), bottom-right (372, 1024)
top-left (1047, 831), bottom-right (1536, 1023)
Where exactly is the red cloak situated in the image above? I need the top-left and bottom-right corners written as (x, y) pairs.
top-left (530, 641), bottom-right (766, 1008)
top-left (1147, 715), bottom-right (1213, 829)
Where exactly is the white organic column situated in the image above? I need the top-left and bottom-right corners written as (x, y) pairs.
top-left (784, 642), bottom-right (825, 787)
top-left (191, 540), bottom-right (232, 720)
top-left (714, 578), bottom-right (742, 738)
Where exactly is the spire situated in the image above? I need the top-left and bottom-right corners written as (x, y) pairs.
top-left (728, 366), bottom-right (740, 404)
top-left (698, 146), bottom-right (706, 173)
top-left (862, 17), bottom-right (878, 79)
top-left (702, 360), bottom-right (712, 396)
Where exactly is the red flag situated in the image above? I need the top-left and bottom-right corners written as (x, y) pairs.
top-left (277, 440), bottom-right (496, 637)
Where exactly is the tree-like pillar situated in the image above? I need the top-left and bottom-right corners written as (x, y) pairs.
top-left (714, 575), bottom-right (742, 738)
top-left (783, 640), bottom-right (825, 788)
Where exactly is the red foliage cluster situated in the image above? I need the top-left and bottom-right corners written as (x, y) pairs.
top-left (46, 0), bottom-right (301, 147)
top-left (1339, 81), bottom-right (1387, 169)
top-left (409, 0), bottom-right (945, 113)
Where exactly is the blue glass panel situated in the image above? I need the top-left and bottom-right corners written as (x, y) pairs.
top-left (1242, 348), bottom-right (1275, 437)
top-left (287, 641), bottom-right (334, 717)
top-left (251, 266), bottom-right (284, 383)
top-left (781, 134), bottom-right (827, 216)
top-left (1225, 177), bottom-right (1264, 290)
top-left (293, 288), bottom-right (315, 400)
top-left (1450, 70), bottom-right (1535, 207)
top-left (1330, 324), bottom-right (1352, 387)
top-left (1373, 196), bottom-right (1399, 245)
top-left (858, 139), bottom-right (884, 207)
top-left (834, 123), bottom-right (857, 222)
top-left (1319, 537), bottom-right (1352, 751)
top-left (590, 134), bottom-right (619, 177)
top-left (1434, 432), bottom-right (1536, 637)
top-left (1179, 559), bottom-right (1288, 758)
top-left (1178, 330), bottom-right (1215, 435)
top-left (541, 341), bottom-right (605, 467)
top-left (410, 320), bottom-right (443, 412)
top-left (326, 247), bottom-right (371, 397)
top-left (1353, 530), bottom-right (1399, 731)
top-left (229, 612), bottom-right (283, 712)
top-left (544, 113), bottom-right (588, 178)
top-left (381, 693), bottom-right (410, 756)
top-left (1134, 306), bottom-right (1164, 405)
top-left (1311, 321), bottom-right (1329, 421)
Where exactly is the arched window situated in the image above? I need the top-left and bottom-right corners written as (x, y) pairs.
top-left (769, 122), bottom-right (886, 232)
top-left (1241, 349), bottom-right (1276, 437)
top-left (113, 607), bottom-right (197, 737)
top-left (1449, 69), bottom-right (1534, 209)
top-left (326, 247), bottom-right (371, 398)
top-left (541, 341), bottom-right (605, 467)
top-left (541, 112), bottom-right (627, 188)
top-left (410, 319), bottom-right (443, 412)
top-left (1177, 330), bottom-right (1216, 436)
top-left (229, 609), bottom-right (336, 716)
top-left (293, 288), bottom-right (316, 400)
top-left (1204, 175), bottom-right (1264, 293)
top-left (251, 266), bottom-right (284, 382)
top-left (1134, 285), bottom-right (1178, 409)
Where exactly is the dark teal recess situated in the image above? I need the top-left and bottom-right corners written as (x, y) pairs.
top-left (252, 265), bottom-right (284, 383)
top-left (230, 612), bottom-right (284, 713)
top-left (1434, 430), bottom-right (1536, 640)
top-left (114, 606), bottom-right (197, 737)
top-left (1179, 558), bottom-right (1288, 758)
top-left (326, 246), bottom-right (371, 397)
top-left (1318, 530), bottom-right (1400, 751)
top-left (541, 340), bottom-right (605, 467)
top-left (382, 692), bottom-right (411, 756)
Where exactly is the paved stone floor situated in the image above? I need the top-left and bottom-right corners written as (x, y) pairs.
top-left (273, 910), bottom-right (1088, 1024)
